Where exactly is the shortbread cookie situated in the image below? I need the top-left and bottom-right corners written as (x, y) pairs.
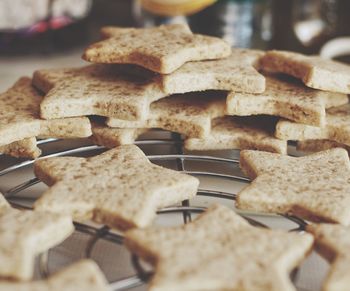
top-left (34, 145), bottom-right (199, 230)
top-left (32, 65), bottom-right (168, 121)
top-left (237, 148), bottom-right (350, 225)
top-left (226, 75), bottom-right (348, 126)
top-left (185, 116), bottom-right (287, 154)
top-left (307, 223), bottom-right (350, 291)
top-left (276, 103), bottom-right (350, 147)
top-left (125, 204), bottom-right (313, 291)
top-left (0, 138), bottom-right (41, 159)
top-left (108, 48), bottom-right (265, 94)
top-left (91, 121), bottom-right (148, 148)
top-left (107, 91), bottom-right (227, 138)
top-left (83, 24), bottom-right (231, 74)
top-left (0, 193), bottom-right (74, 280)
top-left (0, 260), bottom-right (108, 291)
top-left (260, 50), bottom-right (350, 94)
top-left (154, 48), bottom-right (265, 94)
top-left (297, 139), bottom-right (350, 153)
top-left (0, 77), bottom-right (92, 147)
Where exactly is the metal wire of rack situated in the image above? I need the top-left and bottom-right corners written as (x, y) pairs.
top-left (0, 131), bottom-right (310, 290)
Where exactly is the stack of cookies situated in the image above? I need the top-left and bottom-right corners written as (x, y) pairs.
top-left (1, 23), bottom-right (350, 291)
top-left (73, 24), bottom-right (350, 158)
top-left (1, 24), bottom-right (350, 159)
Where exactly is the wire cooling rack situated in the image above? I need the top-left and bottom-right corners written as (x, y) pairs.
top-left (0, 131), bottom-right (328, 291)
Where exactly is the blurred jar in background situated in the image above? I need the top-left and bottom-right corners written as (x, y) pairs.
top-left (133, 0), bottom-right (273, 49)
top-left (292, 0), bottom-right (338, 48)
top-left (272, 0), bottom-right (350, 56)
top-left (0, 0), bottom-right (92, 54)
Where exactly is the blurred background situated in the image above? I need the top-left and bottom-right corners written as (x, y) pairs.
top-left (0, 0), bottom-right (349, 90)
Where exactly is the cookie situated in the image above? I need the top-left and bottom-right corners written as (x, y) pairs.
top-left (184, 116), bottom-right (287, 154)
top-left (0, 138), bottom-right (41, 159)
top-left (91, 120), bottom-right (148, 148)
top-left (260, 50), bottom-right (350, 94)
top-left (107, 91), bottom-right (227, 138)
top-left (307, 223), bottom-right (350, 291)
top-left (237, 148), bottom-right (350, 225)
top-left (276, 103), bottom-right (350, 147)
top-left (125, 204), bottom-right (313, 291)
top-left (83, 24), bottom-right (231, 74)
top-left (0, 259), bottom-right (108, 291)
top-left (107, 48), bottom-right (265, 94)
top-left (0, 77), bottom-right (92, 147)
top-left (0, 193), bottom-right (74, 280)
top-left (226, 74), bottom-right (348, 126)
top-left (297, 139), bottom-right (350, 153)
top-left (34, 145), bottom-right (199, 230)
top-left (32, 65), bottom-right (168, 121)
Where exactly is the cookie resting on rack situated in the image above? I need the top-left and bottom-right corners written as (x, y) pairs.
top-left (0, 77), bottom-right (92, 147)
top-left (276, 103), bottom-right (350, 147)
top-left (307, 223), bottom-right (350, 291)
top-left (107, 91), bottom-right (227, 138)
top-left (184, 116), bottom-right (287, 154)
top-left (83, 24), bottom-right (231, 74)
top-left (34, 145), bottom-right (199, 230)
top-left (260, 50), bottom-right (350, 94)
top-left (226, 74), bottom-right (348, 126)
top-left (0, 193), bottom-right (74, 280)
top-left (125, 204), bottom-right (313, 291)
top-left (0, 138), bottom-right (41, 159)
top-left (0, 260), bottom-right (108, 291)
top-left (237, 148), bottom-right (350, 225)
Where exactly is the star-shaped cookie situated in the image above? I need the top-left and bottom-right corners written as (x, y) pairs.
top-left (100, 48), bottom-right (265, 94)
top-left (125, 204), bottom-right (313, 291)
top-left (154, 48), bottom-right (265, 94)
top-left (0, 138), bottom-right (41, 159)
top-left (0, 193), bottom-right (74, 280)
top-left (107, 91), bottom-right (227, 138)
top-left (104, 48), bottom-right (265, 94)
top-left (0, 260), bottom-right (108, 291)
top-left (83, 24), bottom-right (231, 74)
top-left (237, 148), bottom-right (350, 225)
top-left (184, 116), bottom-right (287, 154)
top-left (260, 50), bottom-right (350, 94)
top-left (34, 145), bottom-right (199, 230)
top-left (226, 74), bottom-right (348, 126)
top-left (307, 223), bottom-right (350, 291)
top-left (32, 64), bottom-right (170, 121)
top-left (276, 103), bottom-right (350, 147)
top-left (0, 77), bottom-right (92, 147)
